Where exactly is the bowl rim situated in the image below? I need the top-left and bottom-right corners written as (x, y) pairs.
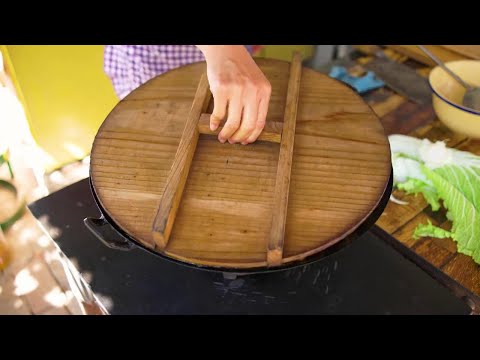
top-left (428, 60), bottom-right (480, 116)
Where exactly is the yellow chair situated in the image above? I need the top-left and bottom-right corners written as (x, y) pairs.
top-left (1, 45), bottom-right (119, 172)
top-left (255, 45), bottom-right (314, 62)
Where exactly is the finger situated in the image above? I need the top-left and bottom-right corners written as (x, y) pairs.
top-left (245, 91), bottom-right (270, 144)
top-left (210, 91), bottom-right (228, 131)
top-left (229, 95), bottom-right (259, 144)
top-left (218, 97), bottom-right (242, 143)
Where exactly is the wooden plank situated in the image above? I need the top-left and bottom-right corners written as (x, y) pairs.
top-left (385, 45), bottom-right (466, 67)
top-left (383, 48), bottom-right (409, 63)
top-left (414, 219), bottom-right (457, 254)
top-left (416, 67), bottom-right (432, 78)
top-left (267, 52), bottom-right (302, 266)
top-left (353, 45), bottom-right (409, 63)
top-left (431, 236), bottom-right (458, 255)
top-left (456, 138), bottom-right (480, 154)
top-left (197, 113), bottom-right (283, 143)
top-left (442, 254), bottom-right (480, 296)
top-left (422, 204), bottom-right (448, 225)
top-left (392, 212), bottom-right (438, 248)
top-left (380, 101), bottom-right (436, 135)
top-left (377, 190), bottom-right (429, 234)
top-left (403, 219), bottom-right (457, 269)
top-left (441, 45), bottom-right (480, 60)
top-left (352, 45), bottom-right (381, 55)
top-left (362, 87), bottom-right (397, 104)
top-left (409, 120), bottom-right (469, 146)
top-left (369, 94), bottom-right (407, 118)
top-left (152, 73), bottom-right (211, 249)
top-left (413, 239), bottom-right (456, 268)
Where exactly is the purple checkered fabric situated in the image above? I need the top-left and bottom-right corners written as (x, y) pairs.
top-left (104, 45), bottom-right (254, 99)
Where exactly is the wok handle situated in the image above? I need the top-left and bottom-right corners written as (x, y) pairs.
top-left (84, 216), bottom-right (135, 251)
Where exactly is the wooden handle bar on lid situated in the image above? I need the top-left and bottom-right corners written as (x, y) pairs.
top-left (266, 52), bottom-right (302, 266)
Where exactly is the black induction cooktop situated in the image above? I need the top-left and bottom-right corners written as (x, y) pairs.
top-left (29, 178), bottom-right (473, 315)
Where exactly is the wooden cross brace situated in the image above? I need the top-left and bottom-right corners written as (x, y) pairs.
top-left (152, 52), bottom-right (302, 266)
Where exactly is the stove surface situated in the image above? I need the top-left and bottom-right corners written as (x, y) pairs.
top-left (29, 179), bottom-right (471, 315)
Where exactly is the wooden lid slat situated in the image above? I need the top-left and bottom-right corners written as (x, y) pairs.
top-left (151, 73), bottom-right (211, 249)
top-left (266, 52), bottom-right (303, 266)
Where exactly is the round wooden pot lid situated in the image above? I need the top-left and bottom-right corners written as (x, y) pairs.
top-left (90, 55), bottom-right (391, 270)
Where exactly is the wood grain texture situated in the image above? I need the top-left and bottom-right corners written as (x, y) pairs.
top-left (392, 212), bottom-right (438, 249)
top-left (90, 58), bottom-right (391, 269)
top-left (440, 45), bottom-right (480, 60)
top-left (353, 45), bottom-right (409, 63)
top-left (411, 220), bottom-right (456, 268)
top-left (385, 45), bottom-right (466, 66)
top-left (442, 254), bottom-right (480, 295)
top-left (413, 238), bottom-right (455, 269)
top-left (267, 52), bottom-right (302, 266)
top-left (370, 94), bottom-right (407, 118)
top-left (379, 101), bottom-right (436, 135)
top-left (152, 74), bottom-right (211, 249)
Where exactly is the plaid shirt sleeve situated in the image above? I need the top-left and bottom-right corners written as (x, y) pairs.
top-left (104, 45), bottom-right (255, 99)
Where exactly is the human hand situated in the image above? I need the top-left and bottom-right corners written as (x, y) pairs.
top-left (196, 45), bottom-right (272, 145)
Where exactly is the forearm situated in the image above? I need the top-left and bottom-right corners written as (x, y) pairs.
top-left (196, 45), bottom-right (250, 60)
top-left (195, 45), bottom-right (271, 144)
